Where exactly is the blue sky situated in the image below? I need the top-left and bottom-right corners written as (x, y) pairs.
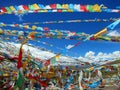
top-left (0, 0), bottom-right (120, 57)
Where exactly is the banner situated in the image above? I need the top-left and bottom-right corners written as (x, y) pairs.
top-left (0, 4), bottom-right (120, 15)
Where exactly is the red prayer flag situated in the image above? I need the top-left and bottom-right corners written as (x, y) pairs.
top-left (57, 9), bottom-right (62, 12)
top-left (38, 80), bottom-right (48, 87)
top-left (80, 5), bottom-right (88, 12)
top-left (1, 7), bottom-right (7, 12)
top-left (90, 37), bottom-right (95, 40)
top-left (23, 5), bottom-right (29, 11)
top-left (43, 27), bottom-right (49, 31)
top-left (44, 60), bottom-right (50, 66)
top-left (28, 74), bottom-right (48, 87)
top-left (50, 4), bottom-right (56, 9)
top-left (17, 45), bottom-right (23, 69)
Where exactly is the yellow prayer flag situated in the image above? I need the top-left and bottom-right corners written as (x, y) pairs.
top-left (33, 4), bottom-right (40, 10)
top-left (57, 32), bottom-right (63, 38)
top-left (92, 4), bottom-right (101, 12)
top-left (55, 54), bottom-right (61, 61)
top-left (24, 25), bottom-right (29, 29)
top-left (88, 67), bottom-right (94, 71)
top-left (67, 9), bottom-right (73, 12)
top-left (32, 25), bottom-right (37, 30)
top-left (55, 54), bottom-right (61, 59)
top-left (0, 29), bottom-right (3, 34)
top-left (28, 32), bottom-right (37, 40)
top-left (94, 28), bottom-right (108, 39)
top-left (23, 50), bottom-right (31, 69)
top-left (3, 73), bottom-right (9, 76)
top-left (23, 61), bottom-right (28, 69)
top-left (9, 6), bottom-right (16, 11)
top-left (41, 10), bottom-right (48, 12)
top-left (62, 4), bottom-right (69, 9)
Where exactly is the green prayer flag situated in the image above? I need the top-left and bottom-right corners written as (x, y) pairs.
top-left (50, 58), bottom-right (56, 64)
top-left (56, 4), bottom-right (62, 9)
top-left (16, 70), bottom-right (24, 88)
top-left (86, 5), bottom-right (94, 12)
top-left (5, 7), bottom-right (11, 12)
top-left (62, 9), bottom-right (67, 12)
top-left (28, 5), bottom-right (34, 10)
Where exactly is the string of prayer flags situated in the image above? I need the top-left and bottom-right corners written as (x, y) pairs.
top-left (0, 3), bottom-right (120, 15)
top-left (93, 19), bottom-right (120, 39)
top-left (23, 18), bottom-right (119, 24)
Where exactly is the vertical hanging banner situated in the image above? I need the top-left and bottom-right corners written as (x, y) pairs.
top-left (15, 38), bottom-right (29, 89)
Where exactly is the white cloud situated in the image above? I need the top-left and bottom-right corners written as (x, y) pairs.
top-left (85, 51), bottom-right (95, 58)
top-left (107, 30), bottom-right (120, 37)
top-left (78, 51), bottom-right (120, 63)
top-left (97, 52), bottom-right (104, 56)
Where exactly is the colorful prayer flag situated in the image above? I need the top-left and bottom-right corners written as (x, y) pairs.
top-left (17, 45), bottom-right (23, 69)
top-left (33, 4), bottom-right (40, 10)
top-left (50, 4), bottom-right (56, 9)
top-left (9, 6), bottom-right (16, 11)
top-left (55, 54), bottom-right (61, 61)
top-left (23, 5), bottom-right (29, 11)
top-left (44, 60), bottom-right (50, 66)
top-left (15, 70), bottom-right (24, 88)
top-left (50, 58), bottom-right (56, 64)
